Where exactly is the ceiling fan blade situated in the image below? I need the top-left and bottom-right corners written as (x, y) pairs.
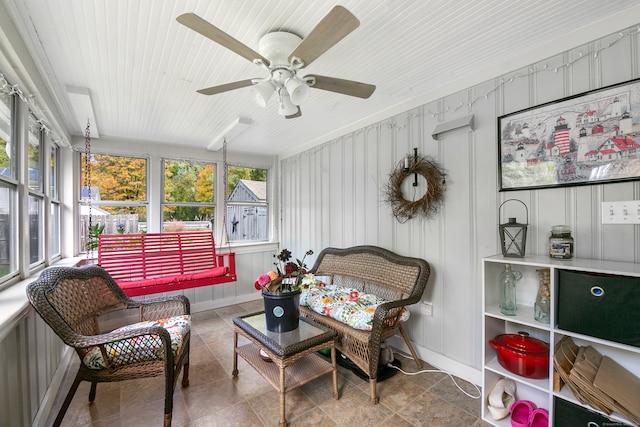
top-left (177, 13), bottom-right (270, 66)
top-left (307, 75), bottom-right (376, 99)
top-left (288, 6), bottom-right (359, 68)
top-left (197, 79), bottom-right (255, 96)
top-left (285, 106), bottom-right (302, 119)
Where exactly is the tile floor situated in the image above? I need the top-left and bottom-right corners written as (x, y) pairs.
top-left (48, 300), bottom-right (492, 427)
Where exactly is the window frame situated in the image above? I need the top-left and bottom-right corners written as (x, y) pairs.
top-left (48, 141), bottom-right (60, 259)
top-left (225, 164), bottom-right (270, 243)
top-left (78, 152), bottom-right (149, 251)
top-left (0, 90), bottom-right (17, 286)
top-left (26, 113), bottom-right (45, 267)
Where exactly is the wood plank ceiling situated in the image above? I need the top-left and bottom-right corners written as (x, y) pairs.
top-left (4, 0), bottom-right (640, 156)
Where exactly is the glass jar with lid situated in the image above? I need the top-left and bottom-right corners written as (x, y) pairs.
top-left (549, 225), bottom-right (574, 259)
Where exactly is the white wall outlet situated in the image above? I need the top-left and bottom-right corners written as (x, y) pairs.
top-left (602, 201), bottom-right (640, 224)
top-left (421, 301), bottom-right (433, 316)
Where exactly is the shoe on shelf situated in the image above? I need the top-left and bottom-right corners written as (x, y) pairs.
top-left (487, 378), bottom-right (517, 420)
top-left (529, 407), bottom-right (549, 427)
top-left (510, 400), bottom-right (536, 427)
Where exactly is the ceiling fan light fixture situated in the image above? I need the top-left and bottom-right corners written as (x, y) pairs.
top-left (285, 77), bottom-right (310, 105)
top-left (250, 80), bottom-right (275, 107)
top-left (278, 93), bottom-right (298, 116)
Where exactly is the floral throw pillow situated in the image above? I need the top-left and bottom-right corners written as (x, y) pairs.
top-left (300, 285), bottom-right (409, 331)
top-left (82, 315), bottom-right (190, 370)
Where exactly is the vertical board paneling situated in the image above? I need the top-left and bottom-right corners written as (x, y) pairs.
top-left (0, 310), bottom-right (66, 427)
top-left (440, 129), bottom-right (474, 364)
top-left (329, 141), bottom-right (345, 245)
top-left (364, 128), bottom-right (380, 245)
top-left (601, 33), bottom-right (634, 85)
top-left (378, 123), bottom-right (395, 249)
top-left (279, 25), bottom-right (640, 377)
top-left (343, 136), bottom-right (355, 247)
top-left (353, 131), bottom-right (367, 244)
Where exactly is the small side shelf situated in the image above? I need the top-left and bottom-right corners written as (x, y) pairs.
top-left (482, 254), bottom-right (640, 427)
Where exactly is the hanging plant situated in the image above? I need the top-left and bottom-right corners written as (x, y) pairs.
top-left (384, 154), bottom-right (446, 223)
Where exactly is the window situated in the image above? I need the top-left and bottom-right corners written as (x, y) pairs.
top-left (80, 153), bottom-right (147, 251)
top-left (226, 166), bottom-right (268, 241)
top-left (0, 91), bottom-right (16, 282)
top-left (162, 159), bottom-right (214, 232)
top-left (27, 114), bottom-right (44, 266)
top-left (50, 143), bottom-right (60, 257)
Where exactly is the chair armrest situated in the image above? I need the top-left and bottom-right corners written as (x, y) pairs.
top-left (130, 295), bottom-right (190, 321)
top-left (371, 298), bottom-right (412, 331)
top-left (71, 325), bottom-right (171, 349)
top-left (216, 252), bottom-right (236, 277)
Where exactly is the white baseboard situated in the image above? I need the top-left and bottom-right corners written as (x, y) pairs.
top-left (190, 293), bottom-right (262, 313)
top-left (387, 335), bottom-right (482, 386)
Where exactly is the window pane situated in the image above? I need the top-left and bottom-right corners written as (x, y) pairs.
top-left (27, 114), bottom-right (42, 192)
top-left (50, 201), bottom-right (60, 256)
top-left (80, 205), bottom-right (147, 251)
top-left (0, 182), bottom-right (16, 281)
top-left (227, 205), bottom-right (268, 240)
top-left (164, 159), bottom-right (214, 203)
top-left (162, 207), bottom-right (213, 232)
top-left (79, 153), bottom-right (147, 252)
top-left (227, 166), bottom-right (268, 241)
top-left (81, 153), bottom-right (147, 202)
top-left (28, 194), bottom-right (43, 264)
top-left (0, 92), bottom-right (12, 179)
top-left (50, 144), bottom-right (58, 200)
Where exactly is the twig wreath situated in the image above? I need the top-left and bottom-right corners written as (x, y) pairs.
top-left (384, 154), bottom-right (446, 222)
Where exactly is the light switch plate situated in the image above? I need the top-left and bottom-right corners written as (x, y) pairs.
top-left (602, 201), bottom-right (640, 224)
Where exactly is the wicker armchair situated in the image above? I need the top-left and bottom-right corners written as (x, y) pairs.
top-left (26, 266), bottom-right (191, 427)
top-left (299, 246), bottom-right (430, 404)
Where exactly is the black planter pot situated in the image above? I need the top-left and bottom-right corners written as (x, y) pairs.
top-left (262, 289), bottom-right (301, 333)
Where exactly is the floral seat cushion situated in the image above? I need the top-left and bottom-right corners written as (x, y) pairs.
top-left (300, 285), bottom-right (409, 331)
top-left (82, 315), bottom-right (191, 370)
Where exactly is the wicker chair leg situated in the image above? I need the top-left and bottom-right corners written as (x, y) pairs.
top-left (88, 381), bottom-right (97, 402)
top-left (399, 324), bottom-right (423, 369)
top-left (182, 362), bottom-right (190, 387)
top-left (369, 378), bottom-right (379, 404)
top-left (53, 375), bottom-right (82, 427)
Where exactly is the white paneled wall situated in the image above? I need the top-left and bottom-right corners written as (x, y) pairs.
top-left (0, 311), bottom-right (67, 427)
top-left (280, 24), bottom-right (640, 381)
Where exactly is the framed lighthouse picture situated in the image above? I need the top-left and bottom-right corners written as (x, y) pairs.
top-left (498, 77), bottom-right (640, 191)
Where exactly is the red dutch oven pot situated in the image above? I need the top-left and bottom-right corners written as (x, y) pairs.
top-left (489, 331), bottom-right (550, 379)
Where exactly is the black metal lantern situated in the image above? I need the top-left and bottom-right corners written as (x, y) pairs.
top-left (499, 200), bottom-right (528, 257)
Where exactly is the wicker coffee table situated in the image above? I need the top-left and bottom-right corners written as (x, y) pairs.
top-left (232, 311), bottom-right (339, 427)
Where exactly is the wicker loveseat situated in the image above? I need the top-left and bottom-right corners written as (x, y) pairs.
top-left (299, 245), bottom-right (431, 404)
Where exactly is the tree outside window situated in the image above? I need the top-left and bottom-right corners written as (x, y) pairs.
top-left (162, 159), bottom-right (214, 232)
top-left (79, 153), bottom-right (147, 251)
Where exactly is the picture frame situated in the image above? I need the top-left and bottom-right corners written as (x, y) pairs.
top-left (498, 78), bottom-right (640, 191)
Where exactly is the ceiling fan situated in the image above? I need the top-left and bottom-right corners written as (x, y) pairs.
top-left (176, 6), bottom-right (376, 119)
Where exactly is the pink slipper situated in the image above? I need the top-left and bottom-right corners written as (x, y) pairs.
top-left (510, 400), bottom-right (536, 427)
top-left (529, 408), bottom-right (549, 427)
